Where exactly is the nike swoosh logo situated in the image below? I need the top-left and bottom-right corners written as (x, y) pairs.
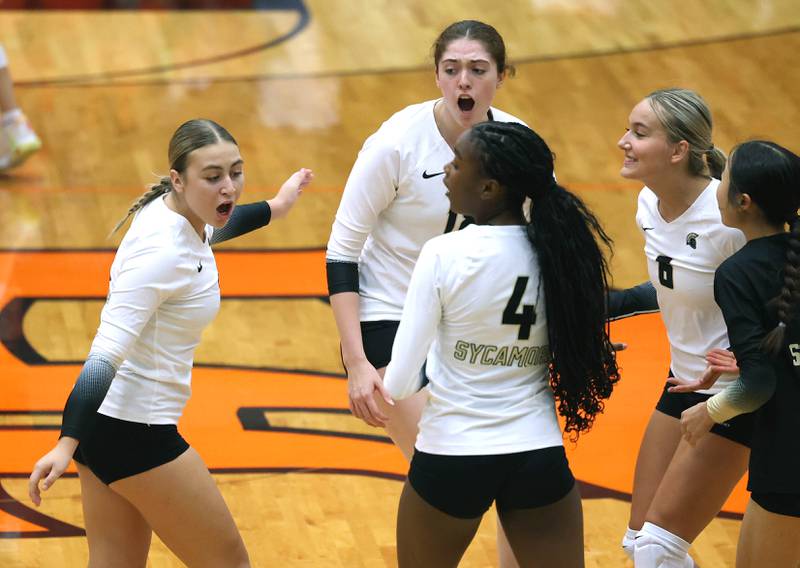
top-left (642, 227), bottom-right (655, 231)
top-left (197, 262), bottom-right (203, 272)
top-left (422, 170), bottom-right (445, 179)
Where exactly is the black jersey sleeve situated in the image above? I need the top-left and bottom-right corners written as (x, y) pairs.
top-left (713, 264), bottom-right (777, 415)
top-left (59, 355), bottom-right (118, 441)
top-left (327, 260), bottom-right (359, 295)
top-left (607, 281), bottom-right (659, 321)
top-left (209, 201), bottom-right (271, 245)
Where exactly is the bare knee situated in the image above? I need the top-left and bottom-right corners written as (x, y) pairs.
top-left (87, 550), bottom-right (147, 568)
top-left (215, 534), bottom-right (250, 568)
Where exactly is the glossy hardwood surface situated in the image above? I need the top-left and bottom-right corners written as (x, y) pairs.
top-left (1, 1), bottom-right (798, 565)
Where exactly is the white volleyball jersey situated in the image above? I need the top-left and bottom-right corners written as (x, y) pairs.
top-left (384, 225), bottom-right (563, 456)
top-left (92, 196), bottom-right (221, 424)
top-left (636, 179), bottom-right (745, 393)
top-left (326, 99), bottom-right (525, 321)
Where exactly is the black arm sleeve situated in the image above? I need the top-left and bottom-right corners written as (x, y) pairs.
top-left (327, 260), bottom-right (359, 295)
top-left (209, 201), bottom-right (271, 245)
top-left (607, 281), bottom-right (659, 321)
top-left (713, 265), bottom-right (777, 414)
top-left (59, 355), bottom-right (118, 441)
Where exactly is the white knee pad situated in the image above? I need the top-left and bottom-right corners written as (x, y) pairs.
top-left (0, 46), bottom-right (7, 69)
top-left (634, 522), bottom-right (695, 567)
top-left (621, 526), bottom-right (638, 561)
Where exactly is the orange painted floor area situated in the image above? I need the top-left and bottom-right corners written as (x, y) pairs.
top-left (0, 249), bottom-right (747, 538)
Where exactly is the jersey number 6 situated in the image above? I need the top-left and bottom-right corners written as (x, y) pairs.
top-left (656, 255), bottom-right (674, 289)
top-left (503, 276), bottom-right (536, 340)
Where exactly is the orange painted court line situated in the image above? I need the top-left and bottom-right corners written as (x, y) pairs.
top-left (0, 510), bottom-right (44, 532)
top-left (0, 250), bottom-right (327, 302)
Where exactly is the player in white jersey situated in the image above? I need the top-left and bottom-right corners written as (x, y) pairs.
top-left (383, 121), bottom-right (619, 567)
top-left (325, 20), bottom-right (526, 567)
top-left (28, 119), bottom-right (313, 567)
top-left (615, 89), bottom-right (752, 567)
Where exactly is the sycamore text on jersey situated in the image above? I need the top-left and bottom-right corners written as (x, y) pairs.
top-left (453, 340), bottom-right (551, 367)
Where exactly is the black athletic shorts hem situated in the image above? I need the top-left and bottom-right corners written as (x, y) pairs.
top-left (751, 492), bottom-right (800, 518)
top-left (73, 413), bottom-right (190, 485)
top-left (341, 320), bottom-right (430, 388)
top-left (655, 380), bottom-right (754, 447)
top-left (359, 320), bottom-right (399, 370)
top-left (408, 446), bottom-right (575, 519)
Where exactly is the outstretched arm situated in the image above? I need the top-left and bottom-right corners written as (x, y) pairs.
top-left (210, 168), bottom-right (313, 245)
top-left (606, 281), bottom-right (659, 321)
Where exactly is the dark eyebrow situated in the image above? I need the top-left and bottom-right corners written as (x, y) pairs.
top-left (201, 159), bottom-right (244, 171)
top-left (440, 58), bottom-right (491, 65)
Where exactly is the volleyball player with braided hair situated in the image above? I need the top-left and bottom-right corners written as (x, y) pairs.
top-left (326, 20), bottom-right (527, 566)
top-left (383, 121), bottom-right (619, 567)
top-left (673, 141), bottom-right (800, 567)
top-left (614, 88), bottom-right (755, 567)
top-left (28, 119), bottom-right (312, 567)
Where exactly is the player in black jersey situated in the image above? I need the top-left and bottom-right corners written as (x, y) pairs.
top-left (672, 140), bottom-right (800, 567)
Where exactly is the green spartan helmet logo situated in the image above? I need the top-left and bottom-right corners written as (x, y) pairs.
top-left (686, 232), bottom-right (699, 249)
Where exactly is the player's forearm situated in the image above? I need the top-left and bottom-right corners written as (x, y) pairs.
top-left (329, 292), bottom-right (368, 366)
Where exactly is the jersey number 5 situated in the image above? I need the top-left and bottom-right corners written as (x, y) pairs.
top-left (789, 344), bottom-right (800, 366)
top-left (656, 255), bottom-right (674, 289)
top-left (503, 277), bottom-right (536, 340)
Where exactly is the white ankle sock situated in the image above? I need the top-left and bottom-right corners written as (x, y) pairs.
top-left (622, 526), bottom-right (638, 560)
top-left (634, 522), bottom-right (695, 567)
top-left (1, 108), bottom-right (23, 126)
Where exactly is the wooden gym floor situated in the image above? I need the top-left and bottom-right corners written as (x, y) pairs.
top-left (0, 1), bottom-right (799, 566)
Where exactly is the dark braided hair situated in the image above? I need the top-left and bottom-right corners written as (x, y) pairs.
top-left (111, 119), bottom-right (237, 235)
top-left (468, 121), bottom-right (620, 438)
top-left (725, 140), bottom-right (800, 355)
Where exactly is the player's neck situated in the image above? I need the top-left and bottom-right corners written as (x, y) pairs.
top-left (738, 218), bottom-right (783, 242)
top-left (483, 209), bottom-right (525, 226)
top-left (649, 172), bottom-right (710, 223)
top-left (165, 191), bottom-right (206, 241)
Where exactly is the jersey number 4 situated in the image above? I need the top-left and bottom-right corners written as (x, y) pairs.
top-left (503, 277), bottom-right (536, 340)
top-left (656, 255), bottom-right (674, 289)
